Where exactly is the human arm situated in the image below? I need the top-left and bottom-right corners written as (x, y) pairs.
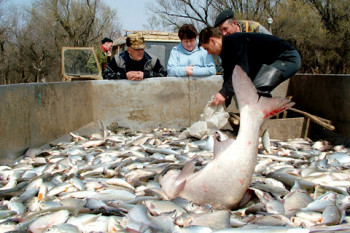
top-left (167, 48), bottom-right (187, 77)
top-left (217, 48), bottom-right (235, 107)
top-left (144, 58), bottom-right (167, 78)
top-left (217, 70), bottom-right (235, 107)
top-left (102, 56), bottom-right (127, 80)
top-left (191, 50), bottom-right (217, 77)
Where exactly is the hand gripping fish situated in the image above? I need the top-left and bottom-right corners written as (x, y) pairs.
top-left (160, 65), bottom-right (294, 209)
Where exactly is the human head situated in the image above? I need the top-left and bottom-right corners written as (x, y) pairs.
top-left (214, 10), bottom-right (240, 35)
top-left (198, 27), bottom-right (223, 56)
top-left (126, 33), bottom-right (146, 61)
top-left (178, 24), bottom-right (197, 52)
top-left (126, 33), bottom-right (146, 49)
top-left (101, 37), bottom-right (113, 51)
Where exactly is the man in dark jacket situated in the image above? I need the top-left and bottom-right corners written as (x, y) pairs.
top-left (103, 33), bottom-right (167, 81)
top-left (198, 27), bottom-right (301, 107)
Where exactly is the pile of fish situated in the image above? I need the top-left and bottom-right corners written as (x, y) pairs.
top-left (0, 124), bottom-right (350, 233)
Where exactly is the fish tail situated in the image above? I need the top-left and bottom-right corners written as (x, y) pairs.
top-left (232, 65), bottom-right (294, 119)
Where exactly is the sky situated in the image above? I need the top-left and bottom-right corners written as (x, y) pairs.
top-left (104, 0), bottom-right (150, 31)
top-left (6, 0), bottom-right (150, 31)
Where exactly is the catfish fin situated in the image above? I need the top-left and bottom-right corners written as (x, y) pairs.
top-left (173, 180), bottom-right (186, 196)
top-left (232, 65), bottom-right (259, 110)
top-left (160, 161), bottom-right (194, 199)
top-left (176, 161), bottom-right (195, 182)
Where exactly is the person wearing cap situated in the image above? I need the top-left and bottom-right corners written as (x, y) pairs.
top-left (167, 24), bottom-right (216, 77)
top-left (198, 27), bottom-right (301, 107)
top-left (214, 10), bottom-right (271, 36)
top-left (103, 33), bottom-right (167, 80)
top-left (88, 37), bottom-right (113, 73)
top-left (98, 37), bottom-right (113, 70)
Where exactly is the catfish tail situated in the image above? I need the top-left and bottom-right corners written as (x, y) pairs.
top-left (232, 65), bottom-right (294, 119)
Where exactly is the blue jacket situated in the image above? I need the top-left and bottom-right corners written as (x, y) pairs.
top-left (167, 42), bottom-right (216, 77)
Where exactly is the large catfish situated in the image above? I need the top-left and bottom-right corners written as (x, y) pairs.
top-left (160, 65), bottom-right (294, 209)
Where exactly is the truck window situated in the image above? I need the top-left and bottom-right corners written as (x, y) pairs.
top-left (145, 42), bottom-right (178, 71)
top-left (64, 49), bottom-right (98, 76)
top-left (61, 47), bottom-right (102, 81)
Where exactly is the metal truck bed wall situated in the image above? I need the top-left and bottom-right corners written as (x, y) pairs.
top-left (1, 74), bottom-right (349, 164)
top-left (288, 74), bottom-right (350, 144)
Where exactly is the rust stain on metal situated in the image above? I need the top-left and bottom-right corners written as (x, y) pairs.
top-left (128, 109), bottom-right (151, 121)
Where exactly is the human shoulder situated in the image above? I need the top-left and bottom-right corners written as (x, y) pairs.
top-left (237, 20), bottom-right (271, 34)
top-left (144, 51), bottom-right (157, 61)
top-left (114, 50), bottom-right (128, 67)
top-left (144, 51), bottom-right (160, 67)
top-left (95, 46), bottom-right (103, 53)
top-left (197, 46), bottom-right (210, 55)
top-left (223, 33), bottom-right (244, 44)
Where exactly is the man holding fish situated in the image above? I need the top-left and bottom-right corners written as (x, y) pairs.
top-left (198, 27), bottom-right (301, 107)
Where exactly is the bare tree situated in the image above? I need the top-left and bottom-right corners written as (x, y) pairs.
top-left (31, 0), bottom-right (119, 46)
top-left (211, 0), bottom-right (279, 22)
top-left (147, 0), bottom-right (277, 31)
top-left (147, 0), bottom-right (218, 31)
top-left (302, 0), bottom-right (350, 33)
top-left (0, 0), bottom-right (10, 84)
top-left (1, 0), bottom-right (122, 84)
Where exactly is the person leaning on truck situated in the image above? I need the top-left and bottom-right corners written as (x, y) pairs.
top-left (198, 27), bottom-right (301, 107)
top-left (103, 33), bottom-right (167, 81)
top-left (167, 24), bottom-right (216, 77)
top-left (214, 10), bottom-right (271, 36)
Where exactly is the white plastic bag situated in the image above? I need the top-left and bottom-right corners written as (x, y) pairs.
top-left (179, 95), bottom-right (229, 139)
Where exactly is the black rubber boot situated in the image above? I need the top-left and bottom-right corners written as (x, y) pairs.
top-left (253, 64), bottom-right (283, 97)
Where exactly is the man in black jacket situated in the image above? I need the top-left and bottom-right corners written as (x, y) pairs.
top-left (103, 33), bottom-right (167, 81)
top-left (198, 27), bottom-right (301, 107)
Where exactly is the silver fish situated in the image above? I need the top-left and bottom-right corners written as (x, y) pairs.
top-left (144, 200), bottom-right (186, 217)
top-left (187, 210), bottom-right (230, 230)
top-left (43, 223), bottom-right (81, 233)
top-left (28, 210), bottom-right (70, 233)
top-left (7, 197), bottom-right (26, 215)
top-left (124, 205), bottom-right (161, 232)
top-left (321, 201), bottom-right (342, 225)
top-left (262, 129), bottom-right (271, 154)
top-left (214, 226), bottom-right (310, 232)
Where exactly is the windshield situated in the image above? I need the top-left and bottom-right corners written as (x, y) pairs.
top-left (63, 49), bottom-right (99, 76)
top-left (145, 41), bottom-right (178, 70)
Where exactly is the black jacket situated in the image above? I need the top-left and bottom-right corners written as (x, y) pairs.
top-left (103, 50), bottom-right (167, 79)
top-left (220, 33), bottom-right (298, 106)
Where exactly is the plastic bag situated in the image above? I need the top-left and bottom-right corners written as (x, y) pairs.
top-left (179, 95), bottom-right (229, 139)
